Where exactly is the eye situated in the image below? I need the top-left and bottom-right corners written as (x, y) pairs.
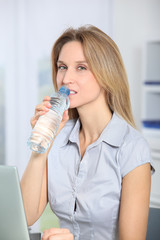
top-left (57, 65), bottom-right (67, 70)
top-left (77, 65), bottom-right (87, 71)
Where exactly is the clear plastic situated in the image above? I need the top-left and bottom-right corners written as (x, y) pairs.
top-left (27, 86), bottom-right (70, 153)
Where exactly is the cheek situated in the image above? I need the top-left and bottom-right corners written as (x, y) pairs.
top-left (85, 78), bottom-right (101, 93)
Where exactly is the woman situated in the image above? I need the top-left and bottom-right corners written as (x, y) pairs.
top-left (21, 25), bottom-right (154, 240)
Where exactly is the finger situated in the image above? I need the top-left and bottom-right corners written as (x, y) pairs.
top-left (44, 233), bottom-right (74, 240)
top-left (31, 111), bottom-right (48, 124)
top-left (43, 96), bottom-right (51, 102)
top-left (42, 233), bottom-right (73, 240)
top-left (35, 110), bottom-right (48, 118)
top-left (30, 111), bottom-right (47, 128)
top-left (42, 228), bottom-right (70, 239)
top-left (62, 110), bottom-right (69, 122)
top-left (35, 103), bottom-right (51, 114)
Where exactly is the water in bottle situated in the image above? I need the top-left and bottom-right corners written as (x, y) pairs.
top-left (27, 86), bottom-right (70, 153)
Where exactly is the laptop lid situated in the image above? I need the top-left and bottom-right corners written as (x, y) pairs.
top-left (0, 165), bottom-right (30, 240)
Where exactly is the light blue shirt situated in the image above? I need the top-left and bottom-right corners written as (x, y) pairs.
top-left (48, 113), bottom-right (154, 240)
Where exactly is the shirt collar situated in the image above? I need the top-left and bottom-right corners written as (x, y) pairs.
top-left (68, 118), bottom-right (81, 144)
top-left (99, 112), bottom-right (128, 147)
top-left (67, 112), bottom-right (128, 147)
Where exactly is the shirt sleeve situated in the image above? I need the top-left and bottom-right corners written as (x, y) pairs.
top-left (118, 136), bottom-right (155, 178)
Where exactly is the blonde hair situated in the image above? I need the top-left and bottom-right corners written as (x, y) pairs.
top-left (51, 25), bottom-right (136, 128)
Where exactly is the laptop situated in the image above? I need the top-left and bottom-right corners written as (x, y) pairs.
top-left (0, 165), bottom-right (41, 240)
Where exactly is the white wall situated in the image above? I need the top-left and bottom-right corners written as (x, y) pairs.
top-left (113, 0), bottom-right (160, 129)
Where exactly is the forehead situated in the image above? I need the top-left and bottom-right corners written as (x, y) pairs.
top-left (58, 41), bottom-right (85, 60)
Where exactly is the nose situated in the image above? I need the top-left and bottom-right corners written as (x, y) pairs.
top-left (62, 67), bottom-right (75, 85)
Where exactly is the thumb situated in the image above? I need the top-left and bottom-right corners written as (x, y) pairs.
top-left (57, 110), bottom-right (69, 135)
top-left (62, 110), bottom-right (69, 122)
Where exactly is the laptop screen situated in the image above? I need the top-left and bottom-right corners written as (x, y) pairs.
top-left (0, 165), bottom-right (30, 240)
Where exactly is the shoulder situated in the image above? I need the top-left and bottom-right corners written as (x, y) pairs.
top-left (123, 123), bottom-right (149, 148)
top-left (104, 112), bottom-right (149, 149)
top-left (117, 119), bottom-right (153, 177)
top-left (121, 123), bottom-right (150, 153)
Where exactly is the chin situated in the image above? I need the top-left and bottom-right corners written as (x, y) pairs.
top-left (68, 101), bottom-right (79, 109)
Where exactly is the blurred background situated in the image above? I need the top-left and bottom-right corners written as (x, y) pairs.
top-left (0, 0), bottom-right (160, 234)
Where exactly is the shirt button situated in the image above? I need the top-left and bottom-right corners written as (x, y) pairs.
top-left (70, 216), bottom-right (73, 221)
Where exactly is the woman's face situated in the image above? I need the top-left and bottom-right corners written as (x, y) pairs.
top-left (56, 41), bottom-right (104, 109)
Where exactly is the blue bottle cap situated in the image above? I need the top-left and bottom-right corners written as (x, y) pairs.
top-left (59, 86), bottom-right (70, 96)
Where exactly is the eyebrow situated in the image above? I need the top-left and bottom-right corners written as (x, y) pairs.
top-left (57, 60), bottom-right (88, 64)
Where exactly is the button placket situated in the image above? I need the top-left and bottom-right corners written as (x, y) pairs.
top-left (73, 212), bottom-right (80, 240)
top-left (72, 153), bottom-right (88, 239)
top-left (77, 157), bottom-right (87, 179)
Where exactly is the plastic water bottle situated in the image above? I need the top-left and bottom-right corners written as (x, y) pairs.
top-left (27, 86), bottom-right (70, 153)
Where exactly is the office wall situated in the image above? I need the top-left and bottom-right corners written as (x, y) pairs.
top-left (113, 0), bottom-right (160, 129)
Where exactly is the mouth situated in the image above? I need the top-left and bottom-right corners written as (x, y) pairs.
top-left (69, 90), bottom-right (77, 95)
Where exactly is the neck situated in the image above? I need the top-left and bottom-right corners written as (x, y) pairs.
top-left (77, 97), bottom-right (112, 144)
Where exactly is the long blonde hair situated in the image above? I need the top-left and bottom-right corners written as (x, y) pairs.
top-left (51, 25), bottom-right (136, 128)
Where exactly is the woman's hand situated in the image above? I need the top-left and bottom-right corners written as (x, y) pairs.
top-left (41, 228), bottom-right (74, 240)
top-left (30, 96), bottom-right (52, 129)
top-left (30, 96), bottom-right (69, 132)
